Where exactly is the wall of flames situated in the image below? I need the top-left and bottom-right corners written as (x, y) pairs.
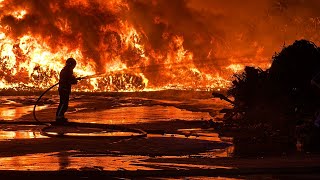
top-left (0, 0), bottom-right (320, 92)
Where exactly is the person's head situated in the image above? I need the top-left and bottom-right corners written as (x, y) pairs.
top-left (66, 58), bottom-right (76, 69)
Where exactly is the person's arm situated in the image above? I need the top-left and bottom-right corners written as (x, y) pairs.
top-left (64, 69), bottom-right (77, 85)
top-left (70, 74), bottom-right (77, 85)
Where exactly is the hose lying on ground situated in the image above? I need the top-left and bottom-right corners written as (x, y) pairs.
top-left (33, 82), bottom-right (59, 123)
top-left (33, 76), bottom-right (88, 123)
top-left (31, 76), bottom-right (147, 139)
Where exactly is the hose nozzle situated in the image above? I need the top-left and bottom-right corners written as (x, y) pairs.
top-left (76, 77), bottom-right (85, 81)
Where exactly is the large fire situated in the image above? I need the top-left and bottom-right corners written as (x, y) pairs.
top-left (0, 0), bottom-right (319, 92)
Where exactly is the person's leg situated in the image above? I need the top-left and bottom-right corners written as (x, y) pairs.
top-left (60, 93), bottom-right (69, 120)
top-left (56, 90), bottom-right (69, 121)
top-left (56, 102), bottom-right (63, 118)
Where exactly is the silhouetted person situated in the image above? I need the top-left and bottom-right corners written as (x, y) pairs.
top-left (56, 58), bottom-right (78, 123)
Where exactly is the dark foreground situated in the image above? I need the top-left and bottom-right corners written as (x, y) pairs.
top-left (0, 156), bottom-right (320, 180)
top-left (0, 91), bottom-right (319, 179)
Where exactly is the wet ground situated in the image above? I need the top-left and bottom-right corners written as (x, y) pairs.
top-left (0, 91), bottom-right (319, 179)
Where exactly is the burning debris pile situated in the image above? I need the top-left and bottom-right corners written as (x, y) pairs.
top-left (214, 40), bottom-right (320, 151)
top-left (1, 0), bottom-right (320, 92)
top-left (0, 0), bottom-right (236, 92)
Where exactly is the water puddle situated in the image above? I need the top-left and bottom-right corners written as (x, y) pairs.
top-left (0, 127), bottom-right (230, 143)
top-left (0, 152), bottom-right (153, 171)
top-left (0, 151), bottom-right (233, 171)
top-left (70, 106), bottom-right (212, 124)
top-left (0, 124), bottom-right (146, 139)
top-left (0, 130), bottom-right (48, 140)
top-left (0, 127), bottom-right (234, 171)
top-left (0, 96), bottom-right (235, 172)
top-left (42, 126), bottom-right (144, 137)
top-left (0, 105), bottom-right (49, 120)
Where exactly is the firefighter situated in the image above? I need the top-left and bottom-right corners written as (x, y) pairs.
top-left (56, 58), bottom-right (78, 123)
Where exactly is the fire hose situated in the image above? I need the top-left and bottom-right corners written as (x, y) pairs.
top-left (33, 82), bottom-right (59, 123)
top-left (32, 75), bottom-right (147, 139)
top-left (33, 77), bottom-right (84, 123)
top-left (32, 73), bottom-right (107, 123)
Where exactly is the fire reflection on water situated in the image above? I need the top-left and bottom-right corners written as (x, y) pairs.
top-left (0, 105), bottom-right (48, 120)
top-left (0, 130), bottom-right (234, 171)
top-left (0, 152), bottom-right (157, 171)
top-left (0, 131), bottom-right (47, 140)
top-left (0, 151), bottom-right (233, 171)
top-left (0, 96), bottom-right (234, 171)
top-left (71, 105), bottom-right (213, 124)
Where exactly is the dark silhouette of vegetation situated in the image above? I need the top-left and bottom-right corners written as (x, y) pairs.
top-left (214, 40), bottom-right (320, 152)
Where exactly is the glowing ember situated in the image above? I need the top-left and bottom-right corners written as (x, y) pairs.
top-left (0, 0), bottom-right (319, 92)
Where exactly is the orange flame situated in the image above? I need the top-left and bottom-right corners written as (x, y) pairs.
top-left (0, 0), bottom-right (318, 92)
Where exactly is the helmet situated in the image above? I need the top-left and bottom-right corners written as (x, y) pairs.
top-left (66, 58), bottom-right (76, 67)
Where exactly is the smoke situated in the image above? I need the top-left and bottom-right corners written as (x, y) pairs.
top-left (1, 0), bottom-right (320, 89)
top-left (186, 0), bottom-right (320, 60)
top-left (0, 0), bottom-right (120, 72)
top-left (126, 0), bottom-right (320, 74)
